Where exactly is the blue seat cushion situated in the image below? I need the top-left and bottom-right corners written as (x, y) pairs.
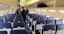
top-left (0, 31), bottom-right (7, 34)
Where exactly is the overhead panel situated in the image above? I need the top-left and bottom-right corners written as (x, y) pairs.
top-left (20, 0), bottom-right (40, 6)
top-left (0, 0), bottom-right (18, 8)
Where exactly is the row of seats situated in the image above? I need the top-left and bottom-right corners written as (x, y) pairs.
top-left (28, 14), bottom-right (64, 25)
top-left (0, 14), bottom-right (25, 29)
top-left (0, 30), bottom-right (27, 34)
top-left (0, 14), bottom-right (27, 34)
top-left (0, 13), bottom-right (64, 34)
top-left (0, 14), bottom-right (23, 23)
top-left (28, 14), bottom-right (64, 34)
top-left (36, 24), bottom-right (64, 34)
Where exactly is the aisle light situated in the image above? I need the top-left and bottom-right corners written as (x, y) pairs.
top-left (21, 0), bottom-right (27, 2)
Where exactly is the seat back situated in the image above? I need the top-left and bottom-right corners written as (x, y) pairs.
top-left (16, 14), bottom-right (22, 19)
top-left (37, 20), bottom-right (46, 24)
top-left (57, 24), bottom-right (64, 30)
top-left (10, 30), bottom-right (27, 34)
top-left (40, 15), bottom-right (47, 20)
top-left (4, 19), bottom-right (13, 23)
top-left (43, 25), bottom-right (56, 34)
top-left (5, 14), bottom-right (15, 19)
top-left (33, 17), bottom-right (40, 21)
top-left (13, 22), bottom-right (25, 28)
top-left (0, 19), bottom-right (3, 23)
top-left (56, 24), bottom-right (64, 34)
top-left (56, 19), bottom-right (63, 24)
top-left (0, 31), bottom-right (7, 34)
top-left (47, 17), bottom-right (55, 25)
top-left (0, 23), bottom-right (11, 29)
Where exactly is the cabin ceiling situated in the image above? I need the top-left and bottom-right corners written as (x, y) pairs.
top-left (0, 0), bottom-right (64, 8)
